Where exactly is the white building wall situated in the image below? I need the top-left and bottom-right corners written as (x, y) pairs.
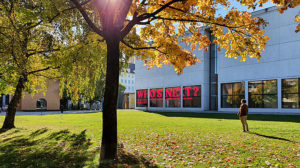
top-left (120, 71), bottom-right (135, 94)
top-left (218, 6), bottom-right (300, 114)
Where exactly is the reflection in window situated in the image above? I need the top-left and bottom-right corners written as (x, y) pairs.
top-left (150, 88), bottom-right (163, 107)
top-left (282, 78), bottom-right (300, 108)
top-left (221, 83), bottom-right (244, 108)
top-left (165, 87), bottom-right (181, 107)
top-left (248, 80), bottom-right (277, 108)
top-left (36, 98), bottom-right (47, 110)
top-left (136, 89), bottom-right (148, 107)
top-left (183, 85), bottom-right (201, 108)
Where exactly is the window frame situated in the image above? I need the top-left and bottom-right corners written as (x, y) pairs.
top-left (136, 89), bottom-right (148, 107)
top-left (221, 82), bottom-right (245, 108)
top-left (248, 79), bottom-right (278, 108)
top-left (282, 78), bottom-right (300, 109)
top-left (183, 85), bottom-right (201, 108)
top-left (165, 86), bottom-right (181, 108)
top-left (149, 88), bottom-right (164, 107)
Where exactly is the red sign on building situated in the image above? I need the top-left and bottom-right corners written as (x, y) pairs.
top-left (136, 89), bottom-right (148, 107)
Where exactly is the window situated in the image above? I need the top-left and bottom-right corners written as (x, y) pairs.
top-left (136, 89), bottom-right (148, 107)
top-left (165, 87), bottom-right (181, 107)
top-left (121, 79), bottom-right (123, 83)
top-left (221, 83), bottom-right (244, 108)
top-left (282, 78), bottom-right (300, 108)
top-left (36, 98), bottom-right (47, 110)
top-left (150, 88), bottom-right (163, 107)
top-left (183, 85), bottom-right (201, 108)
top-left (248, 80), bottom-right (277, 108)
top-left (125, 80), bottom-right (127, 83)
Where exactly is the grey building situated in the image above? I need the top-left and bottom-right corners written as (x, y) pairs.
top-left (135, 6), bottom-right (300, 114)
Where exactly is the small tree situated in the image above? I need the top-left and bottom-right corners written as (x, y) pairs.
top-left (70, 0), bottom-right (299, 164)
top-left (0, 0), bottom-right (106, 129)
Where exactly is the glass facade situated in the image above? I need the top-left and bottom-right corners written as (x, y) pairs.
top-left (282, 78), bottom-right (300, 108)
top-left (136, 89), bottom-right (148, 107)
top-left (183, 85), bottom-right (201, 108)
top-left (165, 87), bottom-right (181, 107)
top-left (150, 88), bottom-right (163, 107)
top-left (248, 80), bottom-right (277, 108)
top-left (221, 83), bottom-right (245, 108)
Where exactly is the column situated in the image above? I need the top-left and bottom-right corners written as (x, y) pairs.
top-left (277, 78), bottom-right (282, 110)
top-left (180, 85), bottom-right (183, 109)
top-left (245, 81), bottom-right (249, 104)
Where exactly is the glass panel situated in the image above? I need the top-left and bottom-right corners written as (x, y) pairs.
top-left (183, 85), bottom-right (201, 108)
top-left (282, 78), bottom-right (299, 94)
top-left (150, 88), bottom-right (163, 107)
top-left (165, 87), bottom-right (181, 107)
top-left (263, 95), bottom-right (277, 108)
top-left (221, 95), bottom-right (232, 108)
top-left (249, 94), bottom-right (263, 108)
top-left (263, 80), bottom-right (277, 94)
top-left (233, 83), bottom-right (244, 95)
top-left (282, 94), bottom-right (299, 108)
top-left (232, 95), bottom-right (245, 108)
top-left (136, 89), bottom-right (148, 107)
top-left (221, 84), bottom-right (232, 95)
top-left (248, 81), bottom-right (263, 95)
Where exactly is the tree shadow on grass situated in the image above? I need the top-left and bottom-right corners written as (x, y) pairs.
top-left (248, 132), bottom-right (297, 143)
top-left (98, 144), bottom-right (159, 168)
top-left (0, 128), bottom-right (21, 135)
top-left (0, 128), bottom-right (96, 168)
top-left (148, 112), bottom-right (300, 123)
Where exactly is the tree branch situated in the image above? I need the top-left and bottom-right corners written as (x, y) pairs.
top-left (26, 0), bottom-right (92, 30)
top-left (70, 0), bottom-right (103, 37)
top-left (27, 48), bottom-right (60, 57)
top-left (121, 0), bottom-right (183, 38)
top-left (154, 16), bottom-right (240, 29)
top-left (121, 40), bottom-right (166, 54)
top-left (28, 66), bottom-right (60, 75)
top-left (121, 40), bottom-right (156, 50)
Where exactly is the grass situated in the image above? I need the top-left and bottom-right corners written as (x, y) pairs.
top-left (0, 111), bottom-right (299, 168)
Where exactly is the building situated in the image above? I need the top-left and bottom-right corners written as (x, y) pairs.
top-left (135, 6), bottom-right (300, 114)
top-left (119, 57), bottom-right (136, 109)
top-left (1, 80), bottom-right (60, 111)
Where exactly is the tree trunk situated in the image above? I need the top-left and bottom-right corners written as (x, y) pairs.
top-left (2, 76), bottom-right (27, 129)
top-left (100, 35), bottom-right (120, 163)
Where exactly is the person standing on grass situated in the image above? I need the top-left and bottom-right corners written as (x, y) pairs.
top-left (238, 99), bottom-right (249, 132)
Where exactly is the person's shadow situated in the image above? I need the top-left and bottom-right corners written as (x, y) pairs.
top-left (248, 132), bottom-right (297, 143)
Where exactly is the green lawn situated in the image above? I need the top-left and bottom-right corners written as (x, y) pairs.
top-left (0, 111), bottom-right (299, 168)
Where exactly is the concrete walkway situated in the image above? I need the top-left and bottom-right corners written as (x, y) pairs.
top-left (0, 110), bottom-right (100, 116)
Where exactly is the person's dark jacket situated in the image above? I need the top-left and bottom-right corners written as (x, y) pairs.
top-left (239, 104), bottom-right (248, 116)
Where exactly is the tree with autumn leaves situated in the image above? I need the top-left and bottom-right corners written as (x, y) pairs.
top-left (69, 0), bottom-right (299, 164)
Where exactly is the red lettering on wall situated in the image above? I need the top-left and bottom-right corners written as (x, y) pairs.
top-left (173, 88), bottom-right (180, 97)
top-left (157, 89), bottom-right (162, 98)
top-left (166, 88), bottom-right (172, 98)
top-left (150, 90), bottom-right (155, 98)
top-left (137, 90), bottom-right (144, 98)
top-left (166, 88), bottom-right (181, 98)
top-left (183, 87), bottom-right (192, 97)
top-left (193, 87), bottom-right (199, 96)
